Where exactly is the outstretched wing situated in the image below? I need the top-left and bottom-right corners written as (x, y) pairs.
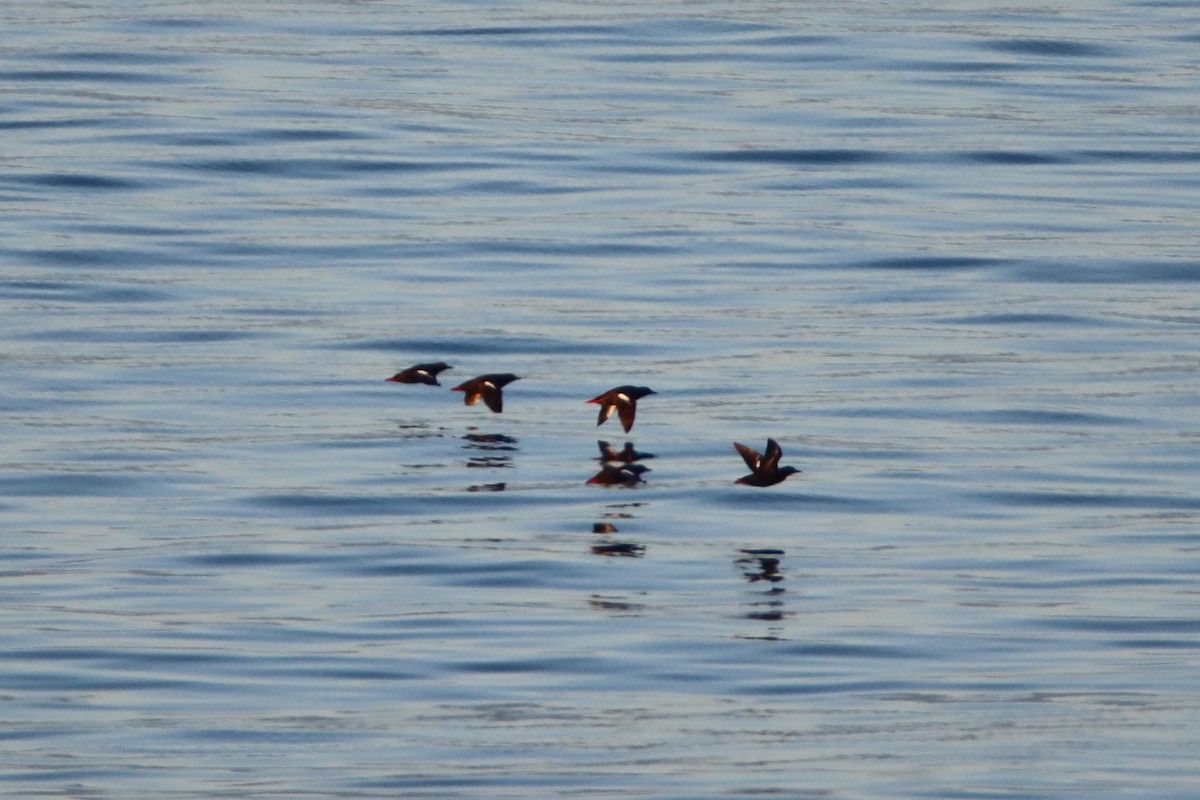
top-left (761, 438), bottom-right (783, 472)
top-left (733, 442), bottom-right (762, 471)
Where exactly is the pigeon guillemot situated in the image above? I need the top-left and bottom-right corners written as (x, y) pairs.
top-left (588, 385), bottom-right (656, 433)
top-left (734, 438), bottom-right (800, 487)
top-left (386, 361), bottom-right (452, 386)
top-left (587, 463), bottom-right (650, 486)
top-left (451, 373), bottom-right (520, 413)
top-left (597, 440), bottom-right (655, 463)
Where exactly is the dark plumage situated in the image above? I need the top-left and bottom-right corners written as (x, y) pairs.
top-left (450, 373), bottom-right (520, 413)
top-left (588, 385), bottom-right (656, 433)
top-left (386, 361), bottom-right (452, 386)
top-left (586, 463), bottom-right (650, 486)
top-left (734, 438), bottom-right (801, 487)
top-left (597, 440), bottom-right (655, 463)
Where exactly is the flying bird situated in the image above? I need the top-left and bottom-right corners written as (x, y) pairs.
top-left (588, 385), bottom-right (656, 433)
top-left (734, 438), bottom-right (800, 487)
top-left (450, 373), bottom-right (520, 413)
top-left (386, 361), bottom-right (452, 386)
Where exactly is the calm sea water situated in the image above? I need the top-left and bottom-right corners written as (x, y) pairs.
top-left (3, 2), bottom-right (1199, 798)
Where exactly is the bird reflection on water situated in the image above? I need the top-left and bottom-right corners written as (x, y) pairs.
top-left (736, 549), bottom-right (786, 585)
top-left (735, 549), bottom-right (791, 638)
top-left (462, 430), bottom-right (517, 469)
top-left (590, 504), bottom-right (646, 558)
top-left (586, 463), bottom-right (650, 486)
top-left (596, 440), bottom-right (655, 464)
top-left (466, 482), bottom-right (507, 492)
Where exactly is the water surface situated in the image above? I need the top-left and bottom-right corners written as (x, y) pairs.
top-left (2, 2), bottom-right (1199, 798)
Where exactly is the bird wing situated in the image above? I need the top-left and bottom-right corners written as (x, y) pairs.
top-left (615, 394), bottom-right (637, 433)
top-left (734, 442), bottom-right (762, 471)
top-left (595, 400), bottom-right (617, 426)
top-left (480, 380), bottom-right (503, 413)
top-left (761, 438), bottom-right (783, 472)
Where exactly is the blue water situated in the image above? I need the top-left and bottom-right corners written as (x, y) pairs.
top-left (3, 2), bottom-right (1199, 798)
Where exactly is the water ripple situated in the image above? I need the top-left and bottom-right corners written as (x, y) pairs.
top-left (974, 490), bottom-right (1200, 510)
top-left (3, 2), bottom-right (1198, 797)
top-left (697, 147), bottom-right (884, 165)
top-left (980, 38), bottom-right (1122, 58)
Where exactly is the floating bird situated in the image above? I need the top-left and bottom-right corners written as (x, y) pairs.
top-left (734, 438), bottom-right (800, 487)
top-left (587, 463), bottom-right (650, 486)
top-left (588, 385), bottom-right (656, 433)
top-left (597, 440), bottom-right (655, 463)
top-left (450, 373), bottom-right (520, 413)
top-left (386, 361), bottom-right (452, 386)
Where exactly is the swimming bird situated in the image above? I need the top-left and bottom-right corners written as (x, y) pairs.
top-left (734, 438), bottom-right (800, 487)
top-left (597, 440), bottom-right (655, 463)
top-left (588, 385), bottom-right (656, 433)
top-left (451, 373), bottom-right (520, 413)
top-left (587, 463), bottom-right (650, 486)
top-left (386, 361), bottom-right (452, 386)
